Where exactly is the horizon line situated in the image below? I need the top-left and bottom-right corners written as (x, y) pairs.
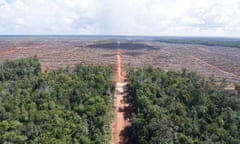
top-left (0, 34), bottom-right (240, 39)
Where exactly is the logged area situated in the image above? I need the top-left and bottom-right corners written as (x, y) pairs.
top-left (1, 37), bottom-right (240, 144)
top-left (1, 38), bottom-right (240, 82)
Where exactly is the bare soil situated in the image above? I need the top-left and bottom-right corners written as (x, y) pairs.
top-left (1, 39), bottom-right (240, 83)
top-left (1, 38), bottom-right (240, 143)
top-left (111, 82), bottom-right (129, 144)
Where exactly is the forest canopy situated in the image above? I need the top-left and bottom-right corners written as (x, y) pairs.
top-left (0, 57), bottom-right (114, 143)
top-left (0, 58), bottom-right (239, 144)
top-left (126, 66), bottom-right (240, 144)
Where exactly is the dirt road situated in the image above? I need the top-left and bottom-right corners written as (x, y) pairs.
top-left (111, 44), bottom-right (129, 144)
top-left (112, 82), bottom-right (128, 144)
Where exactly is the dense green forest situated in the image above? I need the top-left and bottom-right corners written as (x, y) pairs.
top-left (0, 57), bottom-right (115, 143)
top-left (1, 58), bottom-right (240, 144)
top-left (126, 67), bottom-right (240, 144)
top-left (157, 37), bottom-right (240, 48)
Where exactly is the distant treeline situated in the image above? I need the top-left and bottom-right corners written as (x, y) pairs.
top-left (157, 37), bottom-right (240, 48)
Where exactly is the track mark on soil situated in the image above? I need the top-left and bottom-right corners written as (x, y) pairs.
top-left (111, 42), bottom-right (129, 144)
top-left (190, 55), bottom-right (238, 77)
top-left (112, 82), bottom-right (128, 144)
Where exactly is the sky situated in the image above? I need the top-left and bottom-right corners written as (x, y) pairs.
top-left (0, 0), bottom-right (240, 37)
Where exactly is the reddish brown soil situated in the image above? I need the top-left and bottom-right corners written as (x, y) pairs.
top-left (1, 38), bottom-right (239, 142)
top-left (111, 46), bottom-right (129, 144)
top-left (112, 82), bottom-right (128, 144)
top-left (1, 39), bottom-right (240, 83)
top-left (190, 56), bottom-right (237, 77)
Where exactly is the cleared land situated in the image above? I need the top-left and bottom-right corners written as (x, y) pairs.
top-left (112, 82), bottom-right (128, 144)
top-left (0, 38), bottom-right (240, 82)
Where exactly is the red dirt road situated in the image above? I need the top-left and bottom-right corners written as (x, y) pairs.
top-left (112, 82), bottom-right (128, 144)
top-left (111, 45), bottom-right (128, 144)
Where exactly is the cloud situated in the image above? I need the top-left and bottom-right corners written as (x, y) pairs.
top-left (0, 0), bottom-right (239, 36)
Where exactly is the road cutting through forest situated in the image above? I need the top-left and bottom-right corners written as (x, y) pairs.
top-left (111, 43), bottom-right (129, 144)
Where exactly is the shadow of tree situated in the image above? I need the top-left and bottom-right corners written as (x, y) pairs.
top-left (118, 83), bottom-right (137, 144)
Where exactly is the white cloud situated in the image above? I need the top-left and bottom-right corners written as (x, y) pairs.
top-left (0, 0), bottom-right (240, 36)
top-left (181, 16), bottom-right (205, 25)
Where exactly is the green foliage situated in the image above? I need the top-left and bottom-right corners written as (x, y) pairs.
top-left (0, 56), bottom-right (41, 81)
top-left (0, 58), bottom-right (114, 143)
top-left (127, 66), bottom-right (240, 144)
top-left (1, 57), bottom-right (239, 143)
